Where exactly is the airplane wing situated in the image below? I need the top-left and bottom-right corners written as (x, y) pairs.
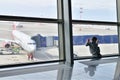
top-left (0, 38), bottom-right (19, 44)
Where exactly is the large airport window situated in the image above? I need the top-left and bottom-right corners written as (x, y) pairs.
top-left (0, 21), bottom-right (60, 65)
top-left (0, 0), bottom-right (57, 18)
top-left (72, 0), bottom-right (117, 22)
top-left (72, 24), bottom-right (118, 58)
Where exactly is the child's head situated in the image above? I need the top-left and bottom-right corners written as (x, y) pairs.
top-left (92, 36), bottom-right (97, 42)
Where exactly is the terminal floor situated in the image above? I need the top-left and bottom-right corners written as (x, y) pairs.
top-left (0, 57), bottom-right (120, 80)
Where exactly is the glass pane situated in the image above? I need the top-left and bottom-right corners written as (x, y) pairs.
top-left (72, 0), bottom-right (117, 22)
top-left (0, 0), bottom-right (57, 18)
top-left (0, 21), bottom-right (59, 65)
top-left (73, 24), bottom-right (118, 58)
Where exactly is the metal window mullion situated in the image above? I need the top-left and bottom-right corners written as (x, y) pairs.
top-left (62, 0), bottom-right (73, 66)
top-left (116, 0), bottom-right (120, 55)
top-left (72, 20), bottom-right (117, 25)
top-left (57, 0), bottom-right (73, 66)
top-left (0, 15), bottom-right (60, 23)
top-left (57, 0), bottom-right (65, 61)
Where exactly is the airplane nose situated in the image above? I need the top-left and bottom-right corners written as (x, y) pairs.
top-left (28, 46), bottom-right (36, 52)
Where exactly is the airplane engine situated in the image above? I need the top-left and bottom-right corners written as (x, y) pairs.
top-left (4, 43), bottom-right (10, 48)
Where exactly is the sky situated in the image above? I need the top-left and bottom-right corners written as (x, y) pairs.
top-left (0, 0), bottom-right (117, 22)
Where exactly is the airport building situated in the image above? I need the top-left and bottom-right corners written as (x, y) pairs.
top-left (0, 0), bottom-right (120, 80)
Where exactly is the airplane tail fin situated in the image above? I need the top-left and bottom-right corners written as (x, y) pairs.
top-left (12, 22), bottom-right (17, 40)
top-left (13, 22), bottom-right (17, 30)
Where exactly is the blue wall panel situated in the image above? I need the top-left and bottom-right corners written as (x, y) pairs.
top-left (53, 35), bottom-right (118, 46)
top-left (112, 35), bottom-right (118, 43)
top-left (40, 36), bottom-right (46, 47)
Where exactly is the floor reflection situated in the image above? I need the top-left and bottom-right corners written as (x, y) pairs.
top-left (0, 63), bottom-right (73, 80)
top-left (57, 65), bottom-right (73, 80)
top-left (114, 59), bottom-right (120, 80)
top-left (76, 57), bottom-right (119, 80)
top-left (0, 57), bottom-right (120, 80)
top-left (84, 63), bottom-right (99, 77)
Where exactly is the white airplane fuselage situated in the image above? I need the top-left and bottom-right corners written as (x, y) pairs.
top-left (12, 30), bottom-right (36, 53)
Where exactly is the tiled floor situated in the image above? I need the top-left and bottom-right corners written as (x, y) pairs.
top-left (0, 57), bottom-right (120, 80)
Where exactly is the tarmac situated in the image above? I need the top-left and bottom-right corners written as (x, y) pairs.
top-left (0, 43), bottom-right (118, 65)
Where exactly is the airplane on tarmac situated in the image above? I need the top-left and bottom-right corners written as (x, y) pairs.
top-left (0, 23), bottom-right (36, 60)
